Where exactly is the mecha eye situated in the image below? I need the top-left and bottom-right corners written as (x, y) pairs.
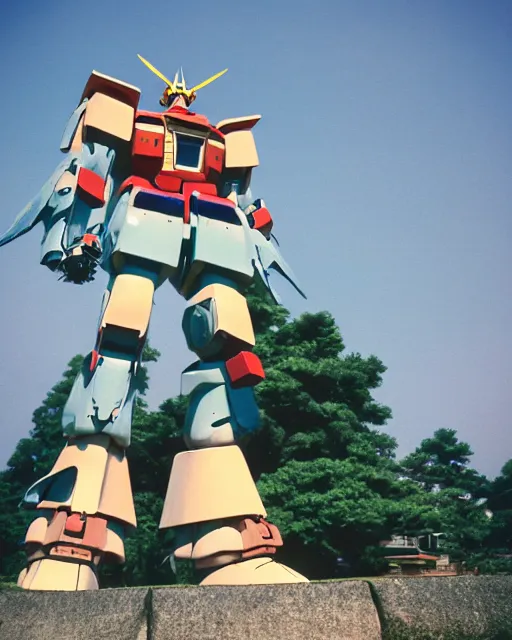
top-left (58, 187), bottom-right (72, 196)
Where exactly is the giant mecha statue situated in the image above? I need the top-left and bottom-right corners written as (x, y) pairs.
top-left (0, 56), bottom-right (307, 590)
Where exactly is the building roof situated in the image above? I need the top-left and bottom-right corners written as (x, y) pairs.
top-left (384, 554), bottom-right (440, 561)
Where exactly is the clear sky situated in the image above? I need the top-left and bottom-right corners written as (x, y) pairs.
top-left (0, 0), bottom-right (510, 478)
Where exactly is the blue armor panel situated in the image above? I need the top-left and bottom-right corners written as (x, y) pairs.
top-left (107, 189), bottom-right (186, 275)
top-left (189, 193), bottom-right (254, 284)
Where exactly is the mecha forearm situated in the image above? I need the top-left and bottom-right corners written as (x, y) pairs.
top-left (40, 141), bottom-right (116, 282)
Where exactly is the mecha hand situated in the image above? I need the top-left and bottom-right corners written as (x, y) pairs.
top-left (59, 234), bottom-right (102, 284)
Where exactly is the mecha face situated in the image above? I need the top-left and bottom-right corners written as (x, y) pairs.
top-left (160, 87), bottom-right (196, 109)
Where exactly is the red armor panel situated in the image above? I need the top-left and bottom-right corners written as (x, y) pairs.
top-left (133, 128), bottom-right (164, 158)
top-left (226, 351), bottom-right (265, 388)
top-left (205, 140), bottom-right (224, 175)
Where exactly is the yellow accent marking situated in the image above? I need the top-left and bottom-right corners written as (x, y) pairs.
top-left (190, 68), bottom-right (228, 93)
top-left (163, 129), bottom-right (175, 170)
top-left (137, 54), bottom-right (176, 92)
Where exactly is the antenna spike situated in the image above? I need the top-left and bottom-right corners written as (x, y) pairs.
top-left (137, 54), bottom-right (176, 92)
top-left (189, 68), bottom-right (228, 94)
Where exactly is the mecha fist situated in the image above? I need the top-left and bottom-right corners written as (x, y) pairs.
top-left (59, 233), bottom-right (102, 284)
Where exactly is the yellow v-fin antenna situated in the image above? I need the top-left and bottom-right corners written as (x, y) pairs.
top-left (190, 68), bottom-right (228, 93)
top-left (137, 54), bottom-right (176, 93)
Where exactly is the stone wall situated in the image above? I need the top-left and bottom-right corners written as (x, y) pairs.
top-left (0, 575), bottom-right (511, 639)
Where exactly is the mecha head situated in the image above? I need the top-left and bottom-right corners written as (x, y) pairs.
top-left (137, 55), bottom-right (227, 109)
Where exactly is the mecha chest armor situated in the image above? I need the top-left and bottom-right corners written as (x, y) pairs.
top-left (132, 107), bottom-right (225, 194)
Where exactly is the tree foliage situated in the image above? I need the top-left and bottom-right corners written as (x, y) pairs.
top-left (483, 459), bottom-right (512, 554)
top-left (400, 428), bottom-right (488, 495)
top-left (399, 429), bottom-right (493, 560)
top-left (244, 284), bottom-right (402, 577)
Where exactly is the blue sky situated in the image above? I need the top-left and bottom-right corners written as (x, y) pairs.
top-left (0, 0), bottom-right (510, 477)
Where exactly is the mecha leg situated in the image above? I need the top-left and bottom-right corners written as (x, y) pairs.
top-left (160, 279), bottom-right (308, 584)
top-left (18, 435), bottom-right (134, 590)
top-left (18, 264), bottom-right (157, 590)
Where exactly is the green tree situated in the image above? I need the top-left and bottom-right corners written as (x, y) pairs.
top-left (245, 285), bottom-right (401, 578)
top-left (400, 429), bottom-right (492, 560)
top-left (400, 428), bottom-right (488, 495)
top-left (0, 354), bottom-right (83, 578)
top-left (385, 478), bottom-right (444, 539)
top-left (485, 459), bottom-right (512, 553)
top-left (463, 459), bottom-right (512, 574)
top-left (488, 459), bottom-right (512, 512)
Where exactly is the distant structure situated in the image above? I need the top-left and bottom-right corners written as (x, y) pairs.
top-left (379, 535), bottom-right (459, 576)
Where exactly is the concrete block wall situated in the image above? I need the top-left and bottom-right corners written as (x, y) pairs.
top-left (0, 576), bottom-right (511, 639)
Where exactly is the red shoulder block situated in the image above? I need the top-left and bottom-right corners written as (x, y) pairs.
top-left (77, 167), bottom-right (106, 207)
top-left (226, 351), bottom-right (265, 388)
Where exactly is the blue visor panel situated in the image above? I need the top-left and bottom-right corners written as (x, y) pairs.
top-left (134, 190), bottom-right (184, 217)
top-left (194, 197), bottom-right (241, 225)
top-left (175, 133), bottom-right (204, 170)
